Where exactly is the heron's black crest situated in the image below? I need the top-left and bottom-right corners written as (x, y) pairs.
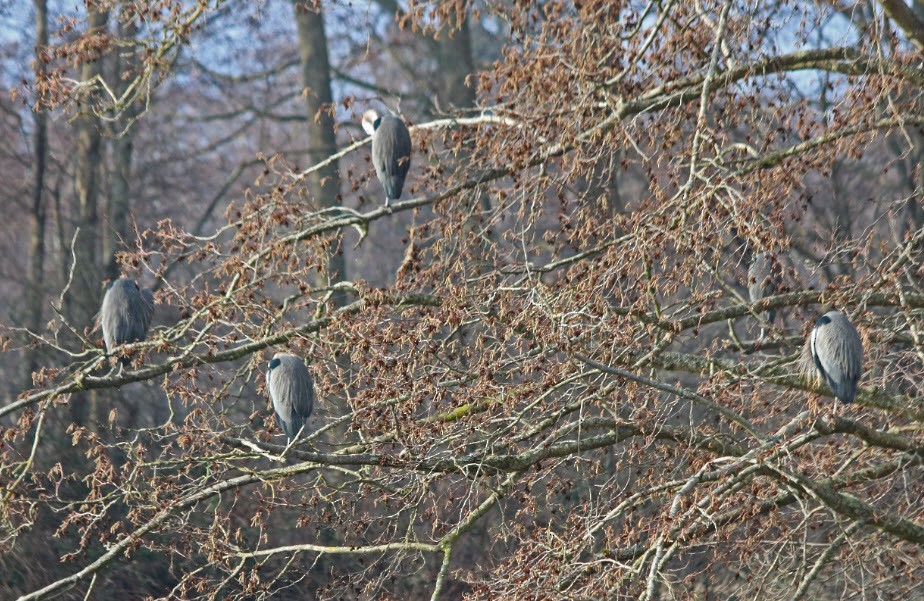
top-left (815, 315), bottom-right (831, 328)
top-left (269, 358), bottom-right (281, 370)
top-left (373, 116), bottom-right (382, 130)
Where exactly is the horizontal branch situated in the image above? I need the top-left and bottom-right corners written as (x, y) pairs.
top-left (817, 415), bottom-right (924, 452)
top-left (18, 469), bottom-right (264, 601)
top-left (235, 540), bottom-right (438, 559)
top-left (2, 293), bottom-right (439, 419)
top-left (592, 449), bottom-right (924, 569)
top-left (879, 0), bottom-right (924, 52)
top-left (576, 353), bottom-right (764, 439)
top-left (736, 116), bottom-right (924, 174)
top-left (770, 463), bottom-right (924, 545)
top-left (20, 379), bottom-right (920, 599)
top-left (627, 46), bottom-right (924, 114)
top-left (648, 350), bottom-right (924, 420)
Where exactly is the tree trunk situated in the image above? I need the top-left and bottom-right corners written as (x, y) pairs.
top-left (292, 0), bottom-right (346, 306)
top-left (68, 6), bottom-right (109, 427)
top-left (20, 0), bottom-right (50, 395)
top-left (104, 4), bottom-right (140, 281)
top-left (435, 16), bottom-right (476, 111)
top-left (432, 14), bottom-right (493, 240)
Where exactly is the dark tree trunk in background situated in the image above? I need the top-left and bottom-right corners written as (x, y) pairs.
top-left (70, 8), bottom-right (108, 321)
top-left (906, 1), bottom-right (924, 235)
top-left (432, 14), bottom-right (493, 232)
top-left (435, 16), bottom-right (476, 111)
top-left (292, 0), bottom-right (346, 306)
top-left (21, 0), bottom-right (50, 395)
top-left (68, 6), bottom-right (109, 427)
top-left (104, 5), bottom-right (140, 282)
top-left (291, 1), bottom-right (350, 453)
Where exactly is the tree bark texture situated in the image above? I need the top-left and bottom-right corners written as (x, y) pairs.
top-left (104, 4), bottom-right (140, 281)
top-left (293, 0), bottom-right (346, 303)
top-left (21, 0), bottom-right (50, 393)
top-left (435, 16), bottom-right (476, 111)
top-left (68, 6), bottom-right (109, 427)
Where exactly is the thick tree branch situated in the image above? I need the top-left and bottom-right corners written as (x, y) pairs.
top-left (879, 0), bottom-right (924, 51)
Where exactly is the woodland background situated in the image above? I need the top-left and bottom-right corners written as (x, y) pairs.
top-left (3, 0), bottom-right (924, 599)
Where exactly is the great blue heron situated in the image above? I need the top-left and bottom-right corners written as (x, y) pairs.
top-left (101, 278), bottom-right (155, 364)
top-left (266, 353), bottom-right (315, 440)
top-left (361, 109), bottom-right (412, 207)
top-left (748, 252), bottom-right (781, 339)
top-left (808, 310), bottom-right (863, 403)
top-left (140, 287), bottom-right (155, 332)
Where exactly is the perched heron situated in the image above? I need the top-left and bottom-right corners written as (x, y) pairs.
top-left (100, 278), bottom-right (155, 363)
top-left (748, 252), bottom-right (781, 339)
top-left (808, 311), bottom-right (863, 403)
top-left (361, 109), bottom-right (412, 207)
top-left (140, 287), bottom-right (155, 332)
top-left (266, 353), bottom-right (315, 440)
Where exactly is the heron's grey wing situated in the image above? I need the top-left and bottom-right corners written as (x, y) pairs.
top-left (139, 288), bottom-right (155, 333)
top-left (100, 290), bottom-right (116, 351)
top-left (373, 117), bottom-right (412, 199)
top-left (815, 322), bottom-right (862, 402)
top-left (392, 119), bottom-right (412, 179)
top-left (748, 254), bottom-right (780, 299)
top-left (123, 285), bottom-right (149, 343)
top-left (272, 358), bottom-right (314, 436)
top-left (101, 285), bottom-right (132, 351)
top-left (274, 410), bottom-right (294, 438)
top-left (747, 278), bottom-right (762, 304)
top-left (268, 365), bottom-right (292, 423)
top-left (840, 322), bottom-right (864, 399)
top-left (292, 364), bottom-right (315, 422)
top-left (288, 359), bottom-right (314, 433)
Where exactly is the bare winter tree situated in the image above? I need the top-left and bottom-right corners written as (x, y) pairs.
top-left (19, 0), bottom-right (50, 394)
top-left (4, 1), bottom-right (924, 599)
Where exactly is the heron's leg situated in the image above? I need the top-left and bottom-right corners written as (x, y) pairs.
top-left (280, 425), bottom-right (305, 458)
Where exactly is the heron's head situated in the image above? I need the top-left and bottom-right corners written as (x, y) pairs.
top-left (814, 314), bottom-right (832, 329)
top-left (268, 357), bottom-right (281, 371)
top-left (109, 278), bottom-right (133, 292)
top-left (361, 109), bottom-right (381, 136)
